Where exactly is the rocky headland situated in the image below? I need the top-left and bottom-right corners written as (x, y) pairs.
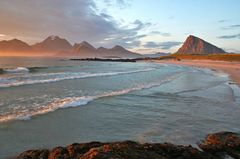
top-left (176, 35), bottom-right (226, 54)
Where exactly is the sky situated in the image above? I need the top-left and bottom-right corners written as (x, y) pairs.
top-left (0, 0), bottom-right (239, 54)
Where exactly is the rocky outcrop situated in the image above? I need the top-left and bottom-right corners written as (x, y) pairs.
top-left (176, 35), bottom-right (226, 54)
top-left (199, 132), bottom-right (240, 158)
top-left (14, 132), bottom-right (240, 159)
top-left (16, 149), bottom-right (49, 159)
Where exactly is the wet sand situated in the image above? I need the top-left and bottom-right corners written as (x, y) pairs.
top-left (153, 60), bottom-right (240, 86)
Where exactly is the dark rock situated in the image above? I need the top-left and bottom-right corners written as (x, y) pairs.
top-left (0, 68), bottom-right (4, 74)
top-left (144, 143), bottom-right (216, 159)
top-left (48, 147), bottom-right (70, 159)
top-left (66, 142), bottom-right (104, 158)
top-left (199, 132), bottom-right (240, 152)
top-left (80, 141), bottom-right (166, 159)
top-left (70, 58), bottom-right (137, 62)
top-left (15, 141), bottom-right (216, 159)
top-left (15, 132), bottom-right (240, 159)
top-left (16, 149), bottom-right (49, 159)
top-left (199, 132), bottom-right (240, 158)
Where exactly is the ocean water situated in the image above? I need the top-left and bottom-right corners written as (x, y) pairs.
top-left (0, 57), bottom-right (239, 158)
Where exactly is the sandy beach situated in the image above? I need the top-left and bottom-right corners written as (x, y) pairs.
top-left (153, 60), bottom-right (240, 86)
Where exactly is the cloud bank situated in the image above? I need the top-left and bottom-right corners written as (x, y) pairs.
top-left (0, 0), bottom-right (149, 49)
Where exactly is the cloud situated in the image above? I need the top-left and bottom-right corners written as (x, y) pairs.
top-left (0, 0), bottom-right (103, 42)
top-left (102, 0), bottom-right (131, 9)
top-left (143, 41), bottom-right (182, 50)
top-left (218, 19), bottom-right (229, 23)
top-left (0, 34), bottom-right (6, 37)
top-left (116, 0), bottom-right (131, 7)
top-left (143, 42), bottom-right (160, 48)
top-left (229, 25), bottom-right (240, 28)
top-left (0, 0), bottom-right (147, 49)
top-left (217, 34), bottom-right (240, 39)
top-left (222, 48), bottom-right (240, 53)
top-left (150, 31), bottom-right (171, 37)
top-left (158, 42), bottom-right (183, 50)
top-left (96, 19), bottom-right (151, 48)
top-left (168, 16), bottom-right (175, 19)
top-left (221, 24), bottom-right (240, 30)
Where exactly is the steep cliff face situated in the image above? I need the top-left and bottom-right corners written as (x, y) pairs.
top-left (176, 35), bottom-right (226, 54)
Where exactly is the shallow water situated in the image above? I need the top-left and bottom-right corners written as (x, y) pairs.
top-left (0, 57), bottom-right (239, 158)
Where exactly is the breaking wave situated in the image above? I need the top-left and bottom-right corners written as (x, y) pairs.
top-left (0, 66), bottom-right (64, 74)
top-left (0, 68), bottom-right (155, 88)
top-left (2, 67), bottom-right (29, 73)
top-left (0, 72), bottom-right (181, 122)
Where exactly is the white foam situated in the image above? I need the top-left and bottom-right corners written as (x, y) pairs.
top-left (3, 67), bottom-right (29, 73)
top-left (198, 67), bottom-right (229, 78)
top-left (162, 64), bottom-right (169, 67)
top-left (0, 68), bottom-right (155, 88)
top-left (0, 72), bottom-right (181, 122)
top-left (227, 82), bottom-right (240, 103)
top-left (213, 72), bottom-right (229, 78)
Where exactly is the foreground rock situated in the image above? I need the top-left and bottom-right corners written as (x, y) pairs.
top-left (199, 132), bottom-right (240, 158)
top-left (15, 132), bottom-right (240, 159)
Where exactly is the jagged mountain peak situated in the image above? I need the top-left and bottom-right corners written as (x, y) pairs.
top-left (43, 35), bottom-right (67, 42)
top-left (32, 35), bottom-right (72, 52)
top-left (73, 41), bottom-right (96, 50)
top-left (111, 45), bottom-right (126, 51)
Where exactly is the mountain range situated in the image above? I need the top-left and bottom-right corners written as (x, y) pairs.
top-left (32, 36), bottom-right (72, 52)
top-left (0, 35), bottom-right (228, 57)
top-left (59, 41), bottom-right (142, 58)
top-left (0, 36), bottom-right (143, 58)
top-left (0, 39), bottom-right (32, 52)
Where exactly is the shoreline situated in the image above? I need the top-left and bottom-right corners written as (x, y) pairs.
top-left (151, 59), bottom-right (240, 86)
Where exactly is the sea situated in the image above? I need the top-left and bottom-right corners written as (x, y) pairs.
top-left (0, 57), bottom-right (239, 158)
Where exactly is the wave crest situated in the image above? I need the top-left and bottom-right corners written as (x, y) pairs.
top-left (3, 67), bottom-right (29, 73)
top-left (0, 68), bottom-right (155, 88)
top-left (0, 72), bottom-right (181, 122)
